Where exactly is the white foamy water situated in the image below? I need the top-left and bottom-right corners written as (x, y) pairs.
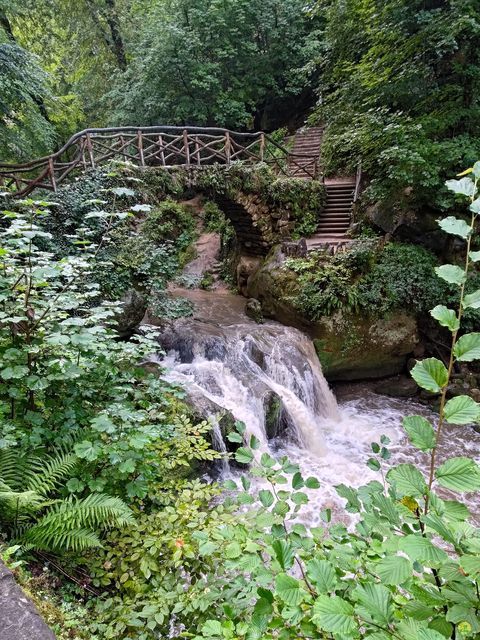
top-left (151, 290), bottom-right (480, 525)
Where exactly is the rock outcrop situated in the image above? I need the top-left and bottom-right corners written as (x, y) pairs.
top-left (0, 561), bottom-right (56, 640)
top-left (246, 246), bottom-right (419, 381)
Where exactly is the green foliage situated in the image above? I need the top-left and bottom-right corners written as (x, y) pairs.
top-left (196, 163), bottom-right (326, 238)
top-left (0, 43), bottom-right (56, 160)
top-left (311, 0), bottom-right (480, 211)
top-left (357, 244), bottom-right (451, 315)
top-left (107, 0), bottom-right (318, 129)
top-left (283, 239), bottom-right (449, 320)
top-left (0, 448), bottom-right (133, 552)
top-left (141, 199), bottom-right (195, 250)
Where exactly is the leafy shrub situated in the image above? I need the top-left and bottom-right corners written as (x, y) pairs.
top-left (141, 199), bottom-right (196, 250)
top-left (357, 243), bottom-right (452, 315)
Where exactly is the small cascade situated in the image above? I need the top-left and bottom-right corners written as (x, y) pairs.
top-left (155, 303), bottom-right (339, 463)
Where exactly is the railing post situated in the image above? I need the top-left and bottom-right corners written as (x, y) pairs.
top-left (86, 133), bottom-right (95, 168)
top-left (195, 135), bottom-right (201, 166)
top-left (137, 131), bottom-right (145, 166)
top-left (158, 135), bottom-right (165, 166)
top-left (120, 135), bottom-right (128, 163)
top-left (259, 132), bottom-right (265, 162)
top-left (225, 131), bottom-right (231, 165)
top-left (48, 157), bottom-right (57, 192)
top-left (183, 129), bottom-right (190, 165)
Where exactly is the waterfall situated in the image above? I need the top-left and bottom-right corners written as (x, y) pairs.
top-left (156, 314), bottom-right (340, 461)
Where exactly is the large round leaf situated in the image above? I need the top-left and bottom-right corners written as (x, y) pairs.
top-left (375, 555), bottom-right (412, 585)
top-left (312, 595), bottom-right (357, 635)
top-left (443, 396), bottom-right (480, 425)
top-left (435, 457), bottom-right (480, 492)
top-left (387, 464), bottom-right (427, 497)
top-left (402, 416), bottom-right (436, 451)
top-left (454, 333), bottom-right (480, 362)
top-left (411, 358), bottom-right (448, 393)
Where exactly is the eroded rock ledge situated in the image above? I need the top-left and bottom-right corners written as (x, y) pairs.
top-left (0, 561), bottom-right (56, 640)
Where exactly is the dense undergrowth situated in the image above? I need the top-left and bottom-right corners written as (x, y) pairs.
top-left (284, 240), bottom-right (480, 333)
top-left (1, 165), bottom-right (480, 639)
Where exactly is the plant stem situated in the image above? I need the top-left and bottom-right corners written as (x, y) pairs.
top-left (425, 182), bottom-right (478, 514)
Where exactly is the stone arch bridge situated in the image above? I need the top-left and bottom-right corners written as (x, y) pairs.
top-left (0, 126), bottom-right (359, 253)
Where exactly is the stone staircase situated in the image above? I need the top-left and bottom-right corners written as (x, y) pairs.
top-left (287, 127), bottom-right (323, 179)
top-left (307, 180), bottom-right (356, 252)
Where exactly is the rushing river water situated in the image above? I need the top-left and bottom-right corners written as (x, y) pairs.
top-left (152, 288), bottom-right (480, 524)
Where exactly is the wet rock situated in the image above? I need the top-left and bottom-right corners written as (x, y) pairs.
top-left (245, 298), bottom-right (264, 323)
top-left (0, 561), bottom-right (56, 640)
top-left (374, 376), bottom-right (419, 398)
top-left (247, 246), bottom-right (419, 381)
top-left (115, 289), bottom-right (148, 337)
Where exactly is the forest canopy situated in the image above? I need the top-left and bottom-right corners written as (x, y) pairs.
top-left (1, 0), bottom-right (479, 209)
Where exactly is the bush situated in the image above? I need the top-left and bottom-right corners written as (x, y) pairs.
top-left (357, 243), bottom-right (452, 315)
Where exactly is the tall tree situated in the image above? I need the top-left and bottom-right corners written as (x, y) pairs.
top-left (108, 0), bottom-right (319, 130)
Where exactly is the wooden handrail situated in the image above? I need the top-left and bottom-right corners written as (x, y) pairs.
top-left (353, 160), bottom-right (362, 203)
top-left (0, 125), bottom-right (322, 197)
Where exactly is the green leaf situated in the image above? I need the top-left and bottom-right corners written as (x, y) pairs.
top-left (271, 540), bottom-right (294, 570)
top-left (226, 431), bottom-right (243, 443)
top-left (410, 358), bottom-right (448, 393)
top-left (249, 434), bottom-right (260, 450)
top-left (225, 542), bottom-right (242, 559)
top-left (292, 472), bottom-right (304, 489)
top-left (387, 464), bottom-right (427, 497)
top-left (470, 197), bottom-right (480, 215)
top-left (110, 187), bottom-right (135, 197)
top-left (235, 447), bottom-right (254, 464)
top-left (403, 416), bottom-right (436, 451)
top-left (463, 289), bottom-right (480, 310)
top-left (454, 333), bottom-right (480, 362)
top-left (430, 305), bottom-right (459, 332)
top-left (66, 478), bottom-right (85, 493)
top-left (291, 491), bottom-right (308, 505)
top-left (119, 458), bottom-right (136, 474)
top-left (312, 595), bottom-right (357, 635)
top-left (435, 457), bottom-right (480, 492)
top-left (469, 251), bottom-right (480, 262)
top-left (375, 555), bottom-right (412, 585)
top-left (459, 555), bottom-right (480, 577)
top-left (74, 441), bottom-right (100, 462)
top-left (275, 573), bottom-right (307, 606)
top-left (306, 558), bottom-right (337, 592)
top-left (305, 476), bottom-right (320, 489)
top-left (443, 396), bottom-right (480, 424)
top-left (201, 620), bottom-right (223, 637)
top-left (399, 535), bottom-right (448, 566)
top-left (258, 489), bottom-right (274, 508)
top-left (353, 582), bottom-right (392, 626)
top-left (445, 178), bottom-right (476, 198)
top-left (435, 264), bottom-right (466, 285)
top-left (335, 484), bottom-right (361, 512)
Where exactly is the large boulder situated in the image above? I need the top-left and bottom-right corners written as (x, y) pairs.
top-left (246, 246), bottom-right (419, 381)
top-left (0, 561), bottom-right (56, 640)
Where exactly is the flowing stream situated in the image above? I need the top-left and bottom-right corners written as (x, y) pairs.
top-left (150, 288), bottom-right (480, 525)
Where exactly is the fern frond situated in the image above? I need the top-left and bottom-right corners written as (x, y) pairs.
top-left (27, 451), bottom-right (78, 496)
top-left (0, 450), bottom-right (38, 489)
top-left (34, 493), bottom-right (134, 532)
top-left (21, 524), bottom-right (101, 553)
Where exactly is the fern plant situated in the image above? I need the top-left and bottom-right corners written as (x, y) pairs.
top-left (0, 449), bottom-right (133, 553)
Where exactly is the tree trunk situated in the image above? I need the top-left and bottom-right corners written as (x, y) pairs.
top-left (103, 0), bottom-right (127, 71)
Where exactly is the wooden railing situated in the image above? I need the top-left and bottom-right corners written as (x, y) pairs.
top-left (0, 126), bottom-right (320, 197)
top-left (353, 161), bottom-right (362, 203)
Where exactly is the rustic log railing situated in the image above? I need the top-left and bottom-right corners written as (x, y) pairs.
top-left (0, 126), bottom-right (320, 197)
